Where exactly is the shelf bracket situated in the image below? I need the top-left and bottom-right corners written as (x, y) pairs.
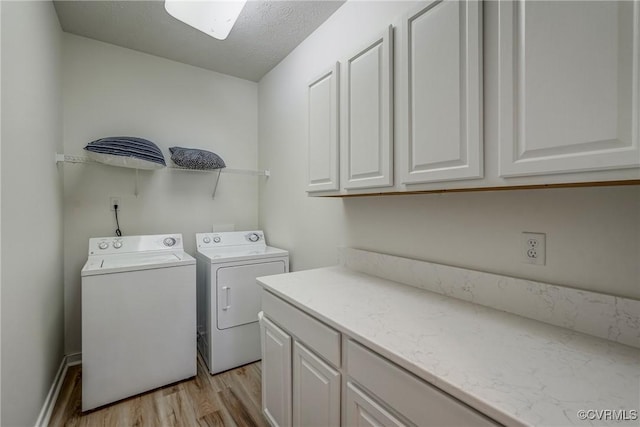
top-left (134, 168), bottom-right (139, 197)
top-left (212, 169), bottom-right (222, 199)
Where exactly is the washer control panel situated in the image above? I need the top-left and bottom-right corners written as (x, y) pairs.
top-left (196, 230), bottom-right (265, 249)
top-left (88, 234), bottom-right (183, 255)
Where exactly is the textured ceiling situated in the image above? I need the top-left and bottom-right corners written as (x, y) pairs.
top-left (53, 0), bottom-right (345, 82)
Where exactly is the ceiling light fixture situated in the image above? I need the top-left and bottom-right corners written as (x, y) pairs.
top-left (164, 0), bottom-right (247, 41)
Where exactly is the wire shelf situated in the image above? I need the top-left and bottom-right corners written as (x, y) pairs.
top-left (55, 153), bottom-right (270, 198)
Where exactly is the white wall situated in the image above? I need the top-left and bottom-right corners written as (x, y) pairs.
top-left (0, 1), bottom-right (4, 423)
top-left (1, 1), bottom-right (65, 425)
top-left (63, 34), bottom-right (259, 354)
top-left (258, 1), bottom-right (640, 300)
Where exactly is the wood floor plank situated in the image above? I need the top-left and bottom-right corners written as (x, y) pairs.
top-left (218, 366), bottom-right (266, 427)
top-left (218, 387), bottom-right (257, 427)
top-left (49, 356), bottom-right (267, 427)
top-left (182, 369), bottom-right (222, 419)
top-left (197, 410), bottom-right (226, 427)
top-left (155, 387), bottom-right (199, 427)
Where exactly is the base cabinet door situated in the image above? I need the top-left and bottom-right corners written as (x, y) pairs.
top-left (346, 382), bottom-right (407, 427)
top-left (293, 342), bottom-right (341, 427)
top-left (260, 315), bottom-right (292, 427)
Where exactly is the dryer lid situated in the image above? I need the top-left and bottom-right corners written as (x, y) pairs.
top-left (197, 245), bottom-right (288, 263)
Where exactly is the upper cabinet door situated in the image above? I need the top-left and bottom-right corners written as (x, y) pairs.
top-left (499, 1), bottom-right (640, 177)
top-left (307, 63), bottom-right (340, 193)
top-left (400, 0), bottom-right (483, 184)
top-left (342, 26), bottom-right (394, 190)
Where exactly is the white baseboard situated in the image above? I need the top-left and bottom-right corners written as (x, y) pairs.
top-left (34, 353), bottom-right (82, 427)
top-left (66, 352), bottom-right (82, 367)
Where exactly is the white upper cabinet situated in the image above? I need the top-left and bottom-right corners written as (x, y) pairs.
top-left (498, 0), bottom-right (640, 177)
top-left (307, 63), bottom-right (340, 192)
top-left (400, 0), bottom-right (483, 184)
top-left (342, 26), bottom-right (394, 190)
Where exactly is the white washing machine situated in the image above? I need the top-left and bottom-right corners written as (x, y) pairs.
top-left (81, 234), bottom-right (196, 411)
top-left (196, 230), bottom-right (289, 374)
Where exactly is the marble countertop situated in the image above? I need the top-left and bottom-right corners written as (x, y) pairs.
top-left (257, 266), bottom-right (640, 427)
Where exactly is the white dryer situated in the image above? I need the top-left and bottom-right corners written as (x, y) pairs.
top-left (81, 234), bottom-right (196, 411)
top-left (196, 230), bottom-right (289, 374)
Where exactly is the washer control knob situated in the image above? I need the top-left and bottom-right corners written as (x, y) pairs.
top-left (202, 236), bottom-right (211, 244)
top-left (113, 241), bottom-right (123, 249)
top-left (163, 237), bottom-right (177, 247)
top-left (213, 236), bottom-right (221, 243)
top-left (98, 242), bottom-right (109, 250)
top-left (248, 233), bottom-right (260, 242)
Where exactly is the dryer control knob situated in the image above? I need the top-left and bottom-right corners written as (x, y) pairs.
top-left (98, 242), bottom-right (109, 250)
top-left (213, 236), bottom-right (221, 243)
top-left (113, 241), bottom-right (123, 249)
top-left (163, 237), bottom-right (177, 247)
top-left (248, 233), bottom-right (260, 242)
top-left (203, 236), bottom-right (211, 244)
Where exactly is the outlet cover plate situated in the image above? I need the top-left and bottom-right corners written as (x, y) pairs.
top-left (109, 197), bottom-right (121, 211)
top-left (522, 232), bottom-right (546, 265)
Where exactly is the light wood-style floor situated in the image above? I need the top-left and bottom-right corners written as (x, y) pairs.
top-left (49, 356), bottom-right (269, 427)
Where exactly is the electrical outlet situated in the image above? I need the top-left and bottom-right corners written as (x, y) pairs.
top-left (522, 232), bottom-right (546, 265)
top-left (109, 197), bottom-right (121, 211)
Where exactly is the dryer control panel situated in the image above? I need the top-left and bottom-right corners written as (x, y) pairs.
top-left (196, 230), bottom-right (265, 249)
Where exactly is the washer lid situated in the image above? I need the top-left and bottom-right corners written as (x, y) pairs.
top-left (81, 251), bottom-right (195, 276)
top-left (197, 245), bottom-right (288, 263)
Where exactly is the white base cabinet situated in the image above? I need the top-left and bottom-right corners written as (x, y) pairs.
top-left (346, 382), bottom-right (407, 427)
top-left (260, 290), bottom-right (497, 427)
top-left (346, 339), bottom-right (498, 427)
top-left (260, 291), bottom-right (342, 427)
top-left (293, 342), bottom-right (341, 426)
top-left (260, 314), bottom-right (292, 427)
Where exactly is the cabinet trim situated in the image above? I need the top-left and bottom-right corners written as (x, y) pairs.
top-left (321, 179), bottom-right (640, 198)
